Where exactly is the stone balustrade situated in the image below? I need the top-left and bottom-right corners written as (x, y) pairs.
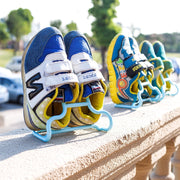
top-left (0, 87), bottom-right (180, 180)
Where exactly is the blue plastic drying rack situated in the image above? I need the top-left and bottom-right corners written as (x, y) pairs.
top-left (115, 72), bottom-right (179, 109)
top-left (32, 98), bottom-right (113, 142)
top-left (114, 77), bottom-right (162, 109)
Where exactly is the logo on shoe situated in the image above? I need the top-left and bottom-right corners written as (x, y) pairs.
top-left (114, 58), bottom-right (129, 99)
top-left (116, 59), bottom-right (127, 79)
top-left (26, 73), bottom-right (43, 100)
top-left (83, 72), bottom-right (96, 80)
top-left (62, 75), bottom-right (74, 81)
top-left (132, 64), bottom-right (142, 72)
top-left (117, 78), bottom-right (129, 99)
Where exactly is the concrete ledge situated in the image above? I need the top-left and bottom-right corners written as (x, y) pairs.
top-left (1, 91), bottom-right (180, 179)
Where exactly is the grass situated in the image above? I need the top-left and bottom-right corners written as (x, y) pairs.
top-left (0, 49), bottom-right (23, 67)
top-left (166, 53), bottom-right (180, 58)
top-left (0, 49), bottom-right (14, 67)
top-left (92, 50), bottom-right (102, 64)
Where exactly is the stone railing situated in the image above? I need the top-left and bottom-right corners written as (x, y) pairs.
top-left (0, 87), bottom-right (180, 180)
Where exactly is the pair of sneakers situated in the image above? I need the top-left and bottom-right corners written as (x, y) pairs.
top-left (139, 40), bottom-right (174, 93)
top-left (21, 27), bottom-right (107, 131)
top-left (107, 33), bottom-right (154, 105)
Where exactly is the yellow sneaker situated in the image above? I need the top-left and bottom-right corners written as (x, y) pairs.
top-left (107, 33), bottom-right (146, 104)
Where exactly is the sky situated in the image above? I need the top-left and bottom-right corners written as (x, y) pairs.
top-left (0, 0), bottom-right (180, 38)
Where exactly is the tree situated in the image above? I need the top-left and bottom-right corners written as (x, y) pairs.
top-left (89, 0), bottom-right (121, 79)
top-left (50, 19), bottom-right (62, 30)
top-left (136, 33), bottom-right (145, 45)
top-left (50, 20), bottom-right (78, 35)
top-left (50, 19), bottom-right (67, 35)
top-left (66, 21), bottom-right (78, 32)
top-left (6, 8), bottom-right (33, 51)
top-left (0, 22), bottom-right (10, 47)
top-left (50, 19), bottom-right (65, 34)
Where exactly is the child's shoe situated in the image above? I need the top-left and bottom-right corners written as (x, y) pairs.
top-left (129, 37), bottom-right (155, 97)
top-left (107, 33), bottom-right (146, 105)
top-left (153, 41), bottom-right (174, 91)
top-left (129, 37), bottom-right (154, 71)
top-left (139, 40), bottom-right (164, 94)
top-left (21, 27), bottom-right (79, 130)
top-left (64, 31), bottom-right (107, 126)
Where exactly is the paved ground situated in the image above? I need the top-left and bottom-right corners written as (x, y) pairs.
top-left (0, 103), bottom-right (26, 134)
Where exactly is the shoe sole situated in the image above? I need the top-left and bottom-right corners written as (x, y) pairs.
top-left (107, 33), bottom-right (125, 104)
top-left (21, 36), bottom-right (39, 130)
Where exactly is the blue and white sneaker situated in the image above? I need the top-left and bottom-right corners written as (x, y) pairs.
top-left (21, 27), bottom-right (79, 130)
top-left (64, 31), bottom-right (107, 126)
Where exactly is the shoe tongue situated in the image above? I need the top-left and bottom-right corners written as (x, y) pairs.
top-left (119, 36), bottom-right (133, 60)
top-left (55, 84), bottom-right (73, 102)
top-left (82, 81), bottom-right (104, 98)
top-left (130, 37), bottom-right (139, 55)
